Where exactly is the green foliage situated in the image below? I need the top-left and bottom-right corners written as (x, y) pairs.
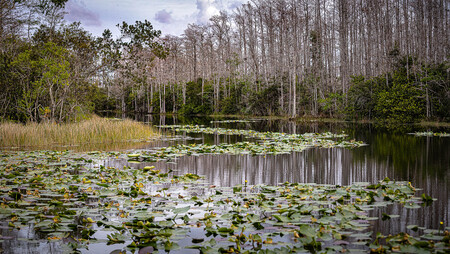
top-left (1, 22), bottom-right (103, 123)
top-left (346, 57), bottom-right (447, 123)
top-left (420, 62), bottom-right (449, 120)
top-left (374, 80), bottom-right (423, 123)
top-left (249, 84), bottom-right (280, 116)
top-left (377, 59), bottom-right (424, 122)
top-left (1, 0), bottom-right (448, 123)
top-left (346, 75), bottom-right (375, 120)
top-left (179, 79), bottom-right (213, 115)
top-left (149, 87), bottom-right (177, 114)
top-left (11, 42), bottom-right (71, 121)
top-left (91, 87), bottom-right (117, 113)
top-left (117, 20), bottom-right (167, 58)
top-left (319, 91), bottom-right (344, 116)
top-left (220, 82), bottom-right (245, 115)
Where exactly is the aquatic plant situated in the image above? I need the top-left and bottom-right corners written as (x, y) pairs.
top-left (411, 132), bottom-right (450, 137)
top-left (126, 125), bottom-right (365, 162)
top-left (210, 120), bottom-right (259, 123)
top-left (0, 150), bottom-right (447, 253)
top-left (0, 116), bottom-right (159, 149)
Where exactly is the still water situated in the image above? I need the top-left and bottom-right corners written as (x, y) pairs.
top-left (1, 115), bottom-right (449, 253)
top-left (109, 115), bottom-right (449, 235)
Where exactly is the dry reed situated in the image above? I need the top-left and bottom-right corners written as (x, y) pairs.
top-left (0, 116), bottom-right (159, 149)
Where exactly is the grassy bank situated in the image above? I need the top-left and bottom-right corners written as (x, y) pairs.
top-left (0, 116), bottom-right (159, 149)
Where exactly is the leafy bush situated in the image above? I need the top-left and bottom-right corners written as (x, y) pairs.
top-left (178, 79), bottom-right (213, 115)
top-left (346, 57), bottom-right (448, 123)
top-left (249, 85), bottom-right (280, 116)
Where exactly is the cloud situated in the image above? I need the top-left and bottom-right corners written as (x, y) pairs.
top-left (227, 0), bottom-right (245, 10)
top-left (155, 9), bottom-right (173, 24)
top-left (196, 0), bottom-right (220, 24)
top-left (65, 0), bottom-right (101, 27)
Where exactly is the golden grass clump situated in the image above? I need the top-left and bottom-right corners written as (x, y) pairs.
top-left (0, 116), bottom-right (159, 149)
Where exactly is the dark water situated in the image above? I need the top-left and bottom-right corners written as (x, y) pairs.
top-left (110, 115), bottom-right (449, 235)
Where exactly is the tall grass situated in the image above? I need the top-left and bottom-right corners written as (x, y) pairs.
top-left (0, 116), bottom-right (159, 149)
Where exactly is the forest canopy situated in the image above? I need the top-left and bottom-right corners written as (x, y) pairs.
top-left (0, 0), bottom-right (448, 123)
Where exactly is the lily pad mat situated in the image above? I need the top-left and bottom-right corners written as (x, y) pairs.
top-left (0, 125), bottom-right (448, 253)
top-left (0, 150), bottom-right (448, 253)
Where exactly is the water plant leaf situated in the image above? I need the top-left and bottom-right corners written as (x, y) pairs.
top-left (297, 224), bottom-right (316, 238)
top-left (172, 206), bottom-right (190, 214)
top-left (407, 225), bottom-right (419, 232)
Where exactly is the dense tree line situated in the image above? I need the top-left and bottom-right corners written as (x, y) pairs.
top-left (153, 0), bottom-right (449, 122)
top-left (0, 0), bottom-right (448, 123)
top-left (1, 0), bottom-right (100, 122)
top-left (0, 0), bottom-right (166, 122)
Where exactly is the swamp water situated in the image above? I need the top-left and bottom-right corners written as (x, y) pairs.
top-left (0, 116), bottom-right (449, 253)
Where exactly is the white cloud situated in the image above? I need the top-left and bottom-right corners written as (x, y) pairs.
top-left (65, 0), bottom-right (101, 27)
top-left (63, 0), bottom-right (247, 37)
top-left (227, 0), bottom-right (246, 10)
top-left (196, 0), bottom-right (220, 24)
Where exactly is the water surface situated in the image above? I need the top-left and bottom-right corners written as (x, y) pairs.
top-left (111, 116), bottom-right (449, 234)
top-left (1, 115), bottom-right (448, 253)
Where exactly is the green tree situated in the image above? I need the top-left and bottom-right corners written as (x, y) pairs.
top-left (374, 78), bottom-right (423, 123)
top-left (179, 79), bottom-right (213, 115)
top-left (249, 85), bottom-right (280, 116)
top-left (109, 20), bottom-right (168, 113)
top-left (418, 62), bottom-right (449, 120)
top-left (346, 57), bottom-right (448, 123)
top-left (12, 42), bottom-right (70, 122)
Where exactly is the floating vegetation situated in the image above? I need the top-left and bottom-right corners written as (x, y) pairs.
top-left (210, 120), bottom-right (260, 123)
top-left (410, 132), bottom-right (450, 137)
top-left (160, 125), bottom-right (359, 141)
top-left (0, 150), bottom-right (448, 253)
top-left (136, 125), bottom-right (365, 162)
top-left (132, 125), bottom-right (366, 162)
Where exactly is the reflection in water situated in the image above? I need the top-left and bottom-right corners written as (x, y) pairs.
top-left (3, 115), bottom-right (448, 253)
top-left (135, 148), bottom-right (447, 231)
top-left (108, 117), bottom-right (449, 236)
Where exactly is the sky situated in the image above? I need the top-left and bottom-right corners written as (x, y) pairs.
top-left (64, 0), bottom-right (247, 38)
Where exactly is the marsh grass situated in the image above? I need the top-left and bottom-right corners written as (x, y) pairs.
top-left (0, 116), bottom-right (159, 149)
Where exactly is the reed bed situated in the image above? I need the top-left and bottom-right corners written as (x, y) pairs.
top-left (0, 116), bottom-right (159, 149)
